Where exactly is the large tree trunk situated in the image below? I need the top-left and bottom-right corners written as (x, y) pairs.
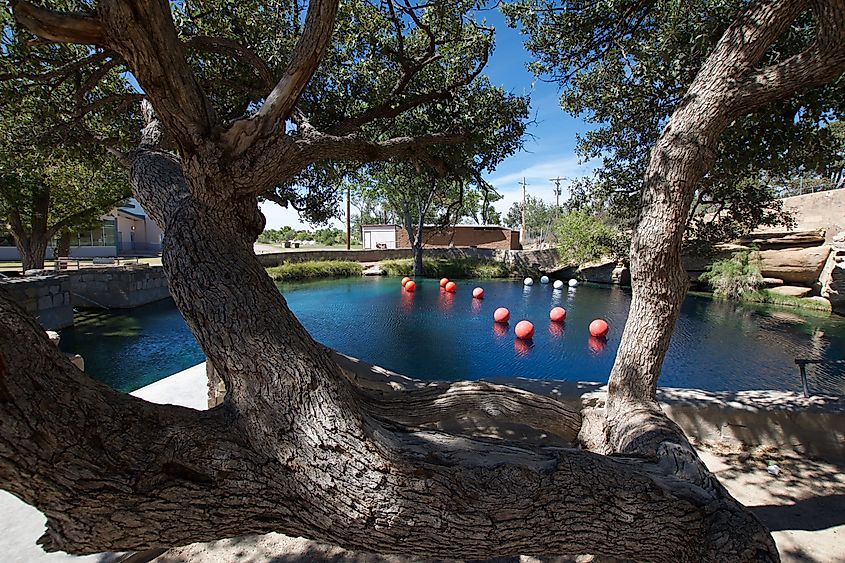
top-left (0, 140), bottom-right (779, 561)
top-left (14, 234), bottom-right (49, 272)
top-left (5, 0), bottom-right (845, 560)
top-left (401, 201), bottom-right (425, 276)
top-left (604, 0), bottom-right (845, 457)
top-left (9, 185), bottom-right (51, 271)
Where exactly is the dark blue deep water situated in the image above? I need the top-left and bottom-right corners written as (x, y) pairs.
top-left (59, 277), bottom-right (845, 394)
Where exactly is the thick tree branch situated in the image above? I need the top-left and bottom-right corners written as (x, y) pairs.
top-left (235, 130), bottom-right (465, 196)
top-left (10, 0), bottom-right (106, 45)
top-left (183, 35), bottom-right (275, 89)
top-left (220, 0), bottom-right (340, 155)
top-left (735, 0), bottom-right (845, 111)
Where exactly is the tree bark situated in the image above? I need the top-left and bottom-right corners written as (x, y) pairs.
top-left (0, 137), bottom-right (778, 561)
top-left (7, 0), bottom-right (845, 560)
top-left (605, 0), bottom-right (845, 455)
top-left (8, 186), bottom-right (51, 271)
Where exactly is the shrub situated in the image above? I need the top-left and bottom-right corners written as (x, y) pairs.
top-left (699, 250), bottom-right (763, 300)
top-left (266, 260), bottom-right (362, 281)
top-left (555, 210), bottom-right (621, 265)
top-left (380, 257), bottom-right (511, 278)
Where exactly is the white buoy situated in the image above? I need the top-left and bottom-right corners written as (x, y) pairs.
top-left (540, 275), bottom-right (550, 284)
top-left (553, 279), bottom-right (564, 290)
top-left (568, 278), bottom-right (579, 288)
top-left (524, 277), bottom-right (534, 286)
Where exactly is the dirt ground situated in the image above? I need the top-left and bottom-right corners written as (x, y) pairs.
top-left (154, 442), bottom-right (845, 563)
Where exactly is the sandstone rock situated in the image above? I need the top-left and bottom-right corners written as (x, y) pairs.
top-left (65, 353), bottom-right (84, 371)
top-left (762, 277), bottom-right (784, 287)
top-left (759, 246), bottom-right (831, 285)
top-left (821, 249), bottom-right (845, 315)
top-left (804, 296), bottom-right (832, 311)
top-left (767, 285), bottom-right (812, 297)
top-left (737, 230), bottom-right (826, 249)
top-left (577, 260), bottom-right (629, 285)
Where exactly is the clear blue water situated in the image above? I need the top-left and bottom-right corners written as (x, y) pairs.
top-left (59, 277), bottom-right (845, 395)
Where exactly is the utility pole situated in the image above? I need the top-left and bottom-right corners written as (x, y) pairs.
top-left (550, 176), bottom-right (565, 212)
top-left (519, 177), bottom-right (528, 244)
top-left (346, 185), bottom-right (351, 250)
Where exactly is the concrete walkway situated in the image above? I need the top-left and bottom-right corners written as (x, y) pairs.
top-left (1, 363), bottom-right (843, 562)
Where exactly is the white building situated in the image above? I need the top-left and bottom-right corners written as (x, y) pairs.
top-left (0, 198), bottom-right (163, 261)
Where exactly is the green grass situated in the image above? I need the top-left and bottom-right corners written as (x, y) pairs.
top-left (266, 260), bottom-right (363, 281)
top-left (380, 257), bottom-right (511, 279)
top-left (740, 290), bottom-right (832, 312)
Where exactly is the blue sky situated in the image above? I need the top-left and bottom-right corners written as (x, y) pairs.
top-left (261, 8), bottom-right (595, 229)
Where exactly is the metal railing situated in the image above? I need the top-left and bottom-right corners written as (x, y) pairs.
top-left (794, 358), bottom-right (845, 397)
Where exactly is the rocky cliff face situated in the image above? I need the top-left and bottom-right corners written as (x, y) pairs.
top-left (821, 233), bottom-right (845, 315)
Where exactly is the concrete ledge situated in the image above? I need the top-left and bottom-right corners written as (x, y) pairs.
top-left (145, 357), bottom-right (845, 462)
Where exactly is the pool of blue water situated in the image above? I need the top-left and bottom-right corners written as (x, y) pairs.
top-left (59, 277), bottom-right (845, 394)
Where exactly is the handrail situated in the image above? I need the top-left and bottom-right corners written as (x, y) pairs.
top-left (794, 358), bottom-right (845, 398)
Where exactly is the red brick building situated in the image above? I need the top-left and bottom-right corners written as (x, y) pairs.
top-left (361, 224), bottom-right (520, 250)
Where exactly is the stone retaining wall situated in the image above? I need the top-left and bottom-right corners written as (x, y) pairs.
top-left (66, 266), bottom-right (169, 309)
top-left (1, 266), bottom-right (170, 328)
top-left (0, 275), bottom-right (73, 330)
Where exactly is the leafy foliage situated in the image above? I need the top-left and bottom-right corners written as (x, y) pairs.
top-left (505, 0), bottom-right (845, 243)
top-left (0, 7), bottom-right (135, 267)
top-left (503, 195), bottom-right (555, 242)
top-left (554, 209), bottom-right (621, 265)
top-left (266, 260), bottom-right (363, 281)
top-left (380, 257), bottom-right (511, 278)
top-left (699, 251), bottom-right (764, 300)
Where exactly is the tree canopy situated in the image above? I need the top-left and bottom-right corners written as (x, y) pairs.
top-left (2, 0), bottom-right (844, 560)
top-left (0, 9), bottom-right (133, 269)
top-left (505, 0), bottom-right (844, 243)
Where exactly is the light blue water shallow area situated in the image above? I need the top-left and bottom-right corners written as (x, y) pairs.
top-left (59, 276), bottom-right (845, 394)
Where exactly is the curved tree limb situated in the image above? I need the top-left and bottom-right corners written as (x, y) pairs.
top-left (9, 0), bottom-right (106, 45)
top-left (233, 130), bottom-right (465, 196)
top-left (219, 0), bottom-right (340, 156)
top-left (182, 35), bottom-right (276, 89)
top-left (735, 0), bottom-right (845, 111)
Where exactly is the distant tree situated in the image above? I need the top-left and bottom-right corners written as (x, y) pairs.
top-left (555, 209), bottom-right (620, 265)
top-left (0, 20), bottom-right (135, 270)
top-left (503, 195), bottom-right (555, 243)
top-left (508, 0), bottom-right (845, 244)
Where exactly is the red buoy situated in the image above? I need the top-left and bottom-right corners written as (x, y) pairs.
top-left (445, 281), bottom-right (457, 293)
top-left (550, 307), bottom-right (566, 322)
top-left (515, 320), bottom-right (535, 340)
top-left (404, 280), bottom-right (417, 292)
top-left (472, 287), bottom-right (484, 299)
top-left (439, 277), bottom-right (449, 287)
top-left (589, 319), bottom-right (609, 338)
top-left (493, 307), bottom-right (510, 323)
top-left (401, 277), bottom-right (411, 287)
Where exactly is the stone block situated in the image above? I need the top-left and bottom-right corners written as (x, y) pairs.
top-left (768, 285), bottom-right (812, 297)
top-left (759, 246), bottom-right (831, 284)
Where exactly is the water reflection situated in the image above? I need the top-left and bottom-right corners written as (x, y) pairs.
top-left (493, 322), bottom-right (509, 338)
top-left (548, 321), bottom-right (565, 340)
top-left (514, 338), bottom-right (533, 356)
top-left (588, 336), bottom-right (608, 355)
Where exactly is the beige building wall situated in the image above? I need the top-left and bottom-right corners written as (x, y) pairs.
top-left (395, 225), bottom-right (519, 250)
